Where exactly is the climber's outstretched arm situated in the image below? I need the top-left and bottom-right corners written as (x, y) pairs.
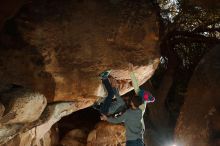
top-left (128, 63), bottom-right (155, 103)
top-left (129, 63), bottom-right (140, 95)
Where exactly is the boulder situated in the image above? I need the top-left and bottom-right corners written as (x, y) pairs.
top-left (175, 45), bottom-right (220, 146)
top-left (87, 121), bottom-right (125, 146)
top-left (0, 0), bottom-right (160, 102)
top-left (61, 129), bottom-right (87, 146)
top-left (0, 1), bottom-right (160, 145)
top-left (0, 101), bottom-right (82, 145)
top-left (26, 101), bottom-right (78, 143)
top-left (3, 124), bottom-right (59, 146)
top-left (0, 88), bottom-right (47, 124)
top-left (0, 124), bottom-right (23, 144)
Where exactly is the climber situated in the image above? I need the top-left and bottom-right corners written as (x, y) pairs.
top-left (100, 63), bottom-right (155, 146)
top-left (93, 70), bottom-right (128, 116)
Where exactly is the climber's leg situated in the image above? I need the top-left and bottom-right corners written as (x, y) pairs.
top-left (93, 70), bottom-right (114, 115)
top-left (99, 78), bottom-right (115, 114)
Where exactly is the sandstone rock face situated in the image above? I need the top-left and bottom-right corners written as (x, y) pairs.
top-left (0, 88), bottom-right (47, 124)
top-left (0, 1), bottom-right (160, 145)
top-left (61, 129), bottom-right (87, 146)
top-left (20, 101), bottom-right (83, 145)
top-left (3, 124), bottom-right (59, 146)
top-left (87, 121), bottom-right (126, 146)
top-left (175, 45), bottom-right (220, 146)
top-left (0, 0), bottom-right (160, 102)
top-left (0, 124), bottom-right (23, 143)
top-left (0, 100), bottom-right (87, 145)
top-left (0, 103), bottom-right (5, 117)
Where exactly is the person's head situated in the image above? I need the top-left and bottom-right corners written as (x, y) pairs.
top-left (130, 95), bottom-right (143, 109)
top-left (123, 90), bottom-right (136, 107)
top-left (123, 95), bottom-right (131, 106)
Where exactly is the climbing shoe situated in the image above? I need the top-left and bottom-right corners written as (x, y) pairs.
top-left (99, 69), bottom-right (112, 79)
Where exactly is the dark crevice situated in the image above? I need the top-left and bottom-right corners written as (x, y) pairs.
top-left (58, 106), bottom-right (101, 139)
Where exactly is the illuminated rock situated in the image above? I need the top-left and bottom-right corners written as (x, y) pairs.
top-left (4, 125), bottom-right (59, 146)
top-left (0, 0), bottom-right (160, 102)
top-left (0, 88), bottom-right (46, 124)
top-left (87, 121), bottom-right (126, 146)
top-left (0, 0), bottom-right (160, 145)
top-left (0, 101), bottom-right (88, 145)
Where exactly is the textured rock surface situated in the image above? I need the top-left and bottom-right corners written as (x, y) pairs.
top-left (0, 0), bottom-right (160, 145)
top-left (30, 102), bottom-right (80, 141)
top-left (3, 124), bottom-right (59, 146)
top-left (0, 88), bottom-right (47, 125)
top-left (87, 121), bottom-right (126, 146)
top-left (61, 129), bottom-right (87, 146)
top-left (0, 124), bottom-right (23, 144)
top-left (0, 0), bottom-right (160, 102)
top-left (0, 103), bottom-right (5, 118)
top-left (175, 45), bottom-right (220, 146)
top-left (0, 100), bottom-right (88, 145)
